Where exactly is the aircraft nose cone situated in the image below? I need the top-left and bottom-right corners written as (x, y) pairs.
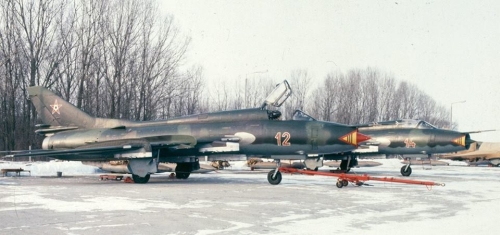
top-left (339, 130), bottom-right (371, 147)
top-left (357, 132), bottom-right (371, 144)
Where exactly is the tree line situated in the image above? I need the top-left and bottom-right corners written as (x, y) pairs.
top-left (204, 68), bottom-right (451, 128)
top-left (0, 0), bottom-right (451, 151)
top-left (0, 0), bottom-right (203, 150)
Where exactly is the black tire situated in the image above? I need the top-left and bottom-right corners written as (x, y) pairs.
top-left (176, 172), bottom-right (191, 179)
top-left (267, 170), bottom-right (282, 185)
top-left (132, 174), bottom-right (150, 184)
top-left (336, 181), bottom-right (343, 188)
top-left (342, 180), bottom-right (349, 187)
top-left (175, 164), bottom-right (192, 179)
top-left (400, 165), bottom-right (412, 177)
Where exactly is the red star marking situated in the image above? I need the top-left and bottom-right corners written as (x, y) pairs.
top-left (50, 100), bottom-right (62, 115)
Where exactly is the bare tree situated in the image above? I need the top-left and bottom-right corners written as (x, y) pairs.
top-left (309, 72), bottom-right (343, 121)
top-left (0, 0), bottom-right (194, 151)
top-left (0, 0), bottom-right (22, 150)
top-left (310, 68), bottom-right (450, 126)
top-left (0, 0), bottom-right (65, 149)
top-left (183, 65), bottom-right (204, 115)
top-left (377, 74), bottom-right (397, 121)
top-left (281, 69), bottom-right (311, 119)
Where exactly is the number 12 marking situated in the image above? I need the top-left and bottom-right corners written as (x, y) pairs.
top-left (275, 132), bottom-right (291, 146)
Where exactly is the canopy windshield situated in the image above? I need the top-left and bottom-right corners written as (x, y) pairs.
top-left (363, 119), bottom-right (438, 129)
top-left (261, 80), bottom-right (292, 109)
top-left (292, 110), bottom-right (316, 121)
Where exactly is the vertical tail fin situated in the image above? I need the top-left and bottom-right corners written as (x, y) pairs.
top-left (27, 86), bottom-right (95, 128)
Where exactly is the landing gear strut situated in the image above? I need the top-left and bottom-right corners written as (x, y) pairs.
top-left (267, 160), bottom-right (282, 185)
top-left (339, 156), bottom-right (357, 172)
top-left (401, 158), bottom-right (412, 176)
top-left (400, 165), bottom-right (412, 176)
top-left (340, 159), bottom-right (350, 172)
top-left (267, 170), bottom-right (282, 185)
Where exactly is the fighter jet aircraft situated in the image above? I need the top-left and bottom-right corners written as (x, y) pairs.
top-left (8, 81), bottom-right (370, 183)
top-left (292, 110), bottom-right (477, 176)
top-left (440, 141), bottom-right (500, 166)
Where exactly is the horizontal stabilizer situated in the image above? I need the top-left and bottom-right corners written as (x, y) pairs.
top-left (462, 129), bottom-right (496, 134)
top-left (35, 126), bottom-right (79, 135)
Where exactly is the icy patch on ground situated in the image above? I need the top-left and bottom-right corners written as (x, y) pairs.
top-left (0, 187), bottom-right (212, 213)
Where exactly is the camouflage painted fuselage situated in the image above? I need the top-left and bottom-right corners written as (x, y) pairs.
top-left (41, 109), bottom-right (359, 162)
top-left (358, 128), bottom-right (471, 155)
top-left (22, 85), bottom-right (369, 166)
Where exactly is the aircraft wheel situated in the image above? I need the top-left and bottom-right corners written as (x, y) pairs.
top-left (336, 180), bottom-right (343, 188)
top-left (342, 180), bottom-right (349, 187)
top-left (400, 165), bottom-right (412, 177)
top-left (175, 164), bottom-right (191, 179)
top-left (267, 170), bottom-right (282, 185)
top-left (176, 172), bottom-right (191, 179)
top-left (132, 174), bottom-right (150, 184)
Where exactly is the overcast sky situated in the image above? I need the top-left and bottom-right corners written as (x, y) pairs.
top-left (160, 0), bottom-right (500, 142)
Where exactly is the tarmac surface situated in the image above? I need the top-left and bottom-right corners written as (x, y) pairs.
top-left (1, 160), bottom-right (500, 235)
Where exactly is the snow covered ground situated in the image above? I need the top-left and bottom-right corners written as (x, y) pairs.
top-left (0, 159), bottom-right (499, 235)
top-left (0, 160), bottom-right (102, 176)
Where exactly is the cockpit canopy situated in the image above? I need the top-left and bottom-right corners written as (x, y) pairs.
top-left (361, 119), bottom-right (438, 130)
top-left (291, 111), bottom-right (437, 130)
top-left (292, 110), bottom-right (316, 121)
top-left (261, 80), bottom-right (292, 109)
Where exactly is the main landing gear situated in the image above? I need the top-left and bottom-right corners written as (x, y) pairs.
top-left (132, 174), bottom-right (150, 183)
top-left (175, 163), bottom-right (192, 179)
top-left (339, 157), bottom-right (357, 173)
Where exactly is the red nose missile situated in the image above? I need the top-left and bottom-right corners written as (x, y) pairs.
top-left (339, 130), bottom-right (371, 147)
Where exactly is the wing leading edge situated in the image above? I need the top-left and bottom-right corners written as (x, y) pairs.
top-left (6, 135), bottom-right (197, 161)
